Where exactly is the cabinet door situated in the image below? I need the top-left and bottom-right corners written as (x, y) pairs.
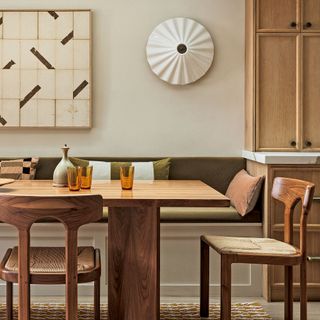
top-left (257, 0), bottom-right (300, 32)
top-left (302, 35), bottom-right (320, 150)
top-left (302, 0), bottom-right (320, 31)
top-left (256, 34), bottom-right (299, 151)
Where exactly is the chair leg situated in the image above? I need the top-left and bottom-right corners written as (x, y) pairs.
top-left (94, 279), bottom-right (100, 320)
top-left (6, 282), bottom-right (13, 320)
top-left (221, 255), bottom-right (232, 320)
top-left (300, 260), bottom-right (307, 320)
top-left (200, 239), bottom-right (210, 317)
top-left (285, 265), bottom-right (293, 320)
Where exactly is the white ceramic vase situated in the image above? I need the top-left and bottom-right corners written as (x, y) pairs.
top-left (53, 145), bottom-right (74, 187)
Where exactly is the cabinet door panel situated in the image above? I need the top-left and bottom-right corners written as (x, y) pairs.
top-left (257, 0), bottom-right (300, 32)
top-left (303, 0), bottom-right (320, 31)
top-left (271, 167), bottom-right (320, 224)
top-left (256, 35), bottom-right (299, 150)
top-left (273, 200), bottom-right (320, 225)
top-left (272, 231), bottom-right (320, 295)
top-left (302, 35), bottom-right (320, 149)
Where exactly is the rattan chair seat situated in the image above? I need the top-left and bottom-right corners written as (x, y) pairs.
top-left (5, 247), bottom-right (95, 273)
top-left (202, 235), bottom-right (298, 256)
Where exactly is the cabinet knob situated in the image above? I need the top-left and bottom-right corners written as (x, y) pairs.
top-left (304, 22), bottom-right (312, 28)
top-left (305, 140), bottom-right (312, 147)
top-left (290, 140), bottom-right (297, 147)
top-left (290, 22), bottom-right (297, 28)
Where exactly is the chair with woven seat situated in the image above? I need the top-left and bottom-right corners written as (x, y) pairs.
top-left (200, 177), bottom-right (315, 320)
top-left (0, 194), bottom-right (103, 320)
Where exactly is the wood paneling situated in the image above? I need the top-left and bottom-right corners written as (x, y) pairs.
top-left (272, 230), bottom-right (320, 300)
top-left (302, 34), bottom-right (320, 149)
top-left (256, 34), bottom-right (299, 150)
top-left (257, 0), bottom-right (300, 32)
top-left (302, 0), bottom-right (320, 31)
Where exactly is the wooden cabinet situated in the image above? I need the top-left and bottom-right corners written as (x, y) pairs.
top-left (247, 161), bottom-right (320, 301)
top-left (257, 0), bottom-right (300, 32)
top-left (302, 0), bottom-right (320, 31)
top-left (246, 0), bottom-right (320, 151)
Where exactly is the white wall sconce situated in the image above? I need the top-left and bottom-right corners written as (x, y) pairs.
top-left (146, 17), bottom-right (214, 85)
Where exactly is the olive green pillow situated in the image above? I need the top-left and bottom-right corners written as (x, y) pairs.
top-left (70, 158), bottom-right (171, 180)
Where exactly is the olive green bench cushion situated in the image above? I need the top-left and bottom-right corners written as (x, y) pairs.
top-left (101, 207), bottom-right (261, 223)
top-left (35, 207), bottom-right (261, 223)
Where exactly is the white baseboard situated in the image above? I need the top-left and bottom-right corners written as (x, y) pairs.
top-left (0, 222), bottom-right (263, 298)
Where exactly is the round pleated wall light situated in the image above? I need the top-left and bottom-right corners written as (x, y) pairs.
top-left (146, 18), bottom-right (214, 85)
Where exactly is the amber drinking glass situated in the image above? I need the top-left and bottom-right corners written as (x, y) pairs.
top-left (120, 166), bottom-right (135, 190)
top-left (80, 166), bottom-right (93, 189)
top-left (67, 166), bottom-right (81, 191)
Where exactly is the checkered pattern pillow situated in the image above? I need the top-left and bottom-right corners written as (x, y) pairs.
top-left (0, 158), bottom-right (39, 180)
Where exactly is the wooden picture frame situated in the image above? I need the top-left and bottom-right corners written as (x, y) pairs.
top-left (0, 9), bottom-right (92, 128)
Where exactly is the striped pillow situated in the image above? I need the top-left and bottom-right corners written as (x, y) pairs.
top-left (0, 158), bottom-right (39, 180)
top-left (70, 158), bottom-right (171, 180)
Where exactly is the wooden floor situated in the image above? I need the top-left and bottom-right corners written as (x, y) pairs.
top-left (0, 296), bottom-right (319, 319)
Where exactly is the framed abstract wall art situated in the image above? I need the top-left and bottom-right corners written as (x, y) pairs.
top-left (0, 10), bottom-right (92, 128)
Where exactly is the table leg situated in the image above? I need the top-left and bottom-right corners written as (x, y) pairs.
top-left (108, 205), bottom-right (160, 320)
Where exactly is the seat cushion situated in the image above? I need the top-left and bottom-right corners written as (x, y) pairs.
top-left (160, 207), bottom-right (241, 222)
top-left (36, 206), bottom-right (261, 223)
top-left (102, 207), bottom-right (262, 223)
top-left (5, 247), bottom-right (95, 273)
top-left (203, 235), bottom-right (298, 255)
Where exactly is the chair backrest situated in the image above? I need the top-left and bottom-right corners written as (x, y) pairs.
top-left (0, 194), bottom-right (103, 320)
top-left (0, 194), bottom-right (103, 229)
top-left (271, 177), bottom-right (315, 256)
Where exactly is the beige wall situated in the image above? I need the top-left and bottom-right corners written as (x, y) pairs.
top-left (0, 0), bottom-right (245, 157)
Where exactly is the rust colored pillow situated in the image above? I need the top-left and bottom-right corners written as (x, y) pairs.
top-left (226, 169), bottom-right (264, 216)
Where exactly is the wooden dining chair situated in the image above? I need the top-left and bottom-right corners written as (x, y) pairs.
top-left (0, 194), bottom-right (103, 320)
top-left (200, 177), bottom-right (315, 320)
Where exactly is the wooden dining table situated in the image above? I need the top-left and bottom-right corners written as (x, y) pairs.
top-left (0, 179), bottom-right (230, 320)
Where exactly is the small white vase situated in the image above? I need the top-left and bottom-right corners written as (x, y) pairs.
top-left (53, 145), bottom-right (74, 187)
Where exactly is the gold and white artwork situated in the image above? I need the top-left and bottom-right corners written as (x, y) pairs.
top-left (0, 10), bottom-right (91, 128)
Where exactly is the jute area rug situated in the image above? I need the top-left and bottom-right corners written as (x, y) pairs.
top-left (0, 302), bottom-right (272, 319)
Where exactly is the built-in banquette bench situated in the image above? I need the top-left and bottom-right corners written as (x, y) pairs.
top-left (25, 157), bottom-right (262, 223)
